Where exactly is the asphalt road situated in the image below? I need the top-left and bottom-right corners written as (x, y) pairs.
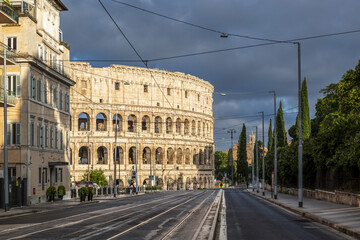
top-left (225, 188), bottom-right (354, 240)
top-left (0, 190), bottom-right (217, 240)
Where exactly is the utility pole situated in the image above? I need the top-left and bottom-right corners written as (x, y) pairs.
top-left (3, 46), bottom-right (9, 212)
top-left (87, 133), bottom-right (90, 181)
top-left (269, 91), bottom-right (277, 199)
top-left (113, 115), bottom-right (117, 198)
top-left (252, 131), bottom-right (254, 191)
top-left (261, 112), bottom-right (265, 196)
top-left (228, 129), bottom-right (236, 186)
top-left (150, 148), bottom-right (152, 188)
top-left (135, 122), bottom-right (138, 194)
top-left (256, 124), bottom-right (259, 193)
top-left (296, 42), bottom-right (303, 208)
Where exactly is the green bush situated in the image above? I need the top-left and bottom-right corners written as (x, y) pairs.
top-left (88, 186), bottom-right (95, 195)
top-left (46, 186), bottom-right (57, 197)
top-left (57, 185), bottom-right (65, 196)
top-left (78, 187), bottom-right (88, 196)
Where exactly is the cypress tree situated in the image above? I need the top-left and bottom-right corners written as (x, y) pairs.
top-left (268, 119), bottom-right (273, 152)
top-left (301, 78), bottom-right (311, 140)
top-left (237, 124), bottom-right (248, 181)
top-left (276, 101), bottom-right (287, 147)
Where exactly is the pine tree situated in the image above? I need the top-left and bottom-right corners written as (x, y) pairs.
top-left (237, 124), bottom-right (248, 181)
top-left (301, 78), bottom-right (311, 140)
top-left (268, 119), bottom-right (273, 152)
top-left (276, 101), bottom-right (287, 147)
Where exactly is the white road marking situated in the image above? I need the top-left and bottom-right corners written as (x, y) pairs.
top-left (219, 190), bottom-right (227, 240)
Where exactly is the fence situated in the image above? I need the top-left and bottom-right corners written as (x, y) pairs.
top-left (71, 185), bottom-right (145, 198)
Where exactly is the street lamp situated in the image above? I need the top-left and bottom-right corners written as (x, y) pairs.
top-left (128, 114), bottom-right (138, 194)
top-left (296, 42), bottom-right (303, 208)
top-left (269, 91), bottom-right (277, 199)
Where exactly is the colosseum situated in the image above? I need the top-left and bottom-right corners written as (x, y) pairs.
top-left (69, 62), bottom-right (215, 190)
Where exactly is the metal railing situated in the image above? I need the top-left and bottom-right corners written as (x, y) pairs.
top-left (0, 1), bottom-right (18, 22)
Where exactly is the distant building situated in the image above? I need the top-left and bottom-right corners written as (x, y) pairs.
top-left (0, 0), bottom-right (74, 206)
top-left (225, 132), bottom-right (268, 166)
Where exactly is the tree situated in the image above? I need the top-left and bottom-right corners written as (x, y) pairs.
top-left (82, 169), bottom-right (108, 187)
top-left (215, 151), bottom-right (228, 180)
top-left (301, 78), bottom-right (311, 140)
top-left (268, 119), bottom-right (273, 152)
top-left (237, 124), bottom-right (248, 181)
top-left (276, 101), bottom-right (287, 147)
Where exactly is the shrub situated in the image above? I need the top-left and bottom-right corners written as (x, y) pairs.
top-left (88, 186), bottom-right (95, 195)
top-left (58, 185), bottom-right (66, 196)
top-left (46, 186), bottom-right (57, 197)
top-left (78, 187), bottom-right (88, 196)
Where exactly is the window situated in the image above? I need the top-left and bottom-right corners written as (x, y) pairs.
top-left (7, 123), bottom-right (20, 146)
top-left (38, 168), bottom-right (42, 184)
top-left (37, 124), bottom-right (41, 147)
top-left (54, 87), bottom-right (57, 108)
top-left (44, 81), bottom-right (47, 104)
top-left (38, 124), bottom-right (43, 147)
top-left (59, 168), bottom-right (63, 182)
top-left (115, 82), bottom-right (120, 90)
top-left (49, 52), bottom-right (52, 67)
top-left (55, 168), bottom-right (58, 183)
top-left (30, 76), bottom-right (36, 99)
top-left (30, 122), bottom-right (34, 146)
top-left (5, 75), bottom-right (20, 97)
top-left (65, 93), bottom-right (70, 112)
top-left (38, 45), bottom-right (43, 60)
top-left (59, 89), bottom-right (63, 110)
top-left (55, 128), bottom-right (58, 149)
top-left (43, 168), bottom-right (48, 184)
top-left (7, 37), bottom-right (17, 51)
top-left (45, 48), bottom-right (48, 61)
top-left (167, 88), bottom-right (171, 96)
top-left (45, 125), bottom-right (48, 147)
top-left (198, 94), bottom-right (200, 101)
top-left (99, 99), bottom-right (103, 103)
top-left (50, 127), bottom-right (53, 148)
top-left (60, 130), bottom-right (63, 150)
top-left (185, 91), bottom-right (188, 98)
top-left (53, 55), bottom-right (57, 70)
top-left (49, 84), bottom-right (53, 105)
top-left (59, 60), bottom-right (63, 74)
top-left (37, 79), bottom-right (41, 101)
top-left (144, 85), bottom-right (148, 93)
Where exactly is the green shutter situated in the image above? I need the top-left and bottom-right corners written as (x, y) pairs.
top-left (16, 75), bottom-right (20, 97)
top-left (7, 123), bottom-right (11, 145)
top-left (16, 123), bottom-right (20, 145)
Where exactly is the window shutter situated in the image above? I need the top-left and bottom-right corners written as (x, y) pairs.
top-left (38, 124), bottom-right (40, 147)
top-left (16, 75), bottom-right (20, 97)
top-left (16, 123), bottom-right (20, 146)
top-left (7, 123), bottom-right (11, 145)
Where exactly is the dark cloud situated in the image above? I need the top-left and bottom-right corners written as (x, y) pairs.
top-left (61, 0), bottom-right (360, 151)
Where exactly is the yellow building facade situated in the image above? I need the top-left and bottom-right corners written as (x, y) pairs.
top-left (0, 0), bottom-right (74, 206)
top-left (69, 62), bottom-right (215, 189)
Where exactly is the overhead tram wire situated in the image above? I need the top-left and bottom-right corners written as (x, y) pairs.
top-left (98, 0), bottom-right (175, 113)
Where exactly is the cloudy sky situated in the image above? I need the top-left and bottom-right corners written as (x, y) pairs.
top-left (60, 0), bottom-right (360, 151)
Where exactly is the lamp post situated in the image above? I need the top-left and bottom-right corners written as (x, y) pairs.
top-left (135, 121), bottom-right (138, 194)
top-left (255, 125), bottom-right (259, 193)
top-left (296, 42), bottom-right (303, 208)
top-left (269, 91), bottom-right (277, 199)
top-left (227, 129), bottom-right (236, 186)
top-left (261, 112), bottom-right (265, 196)
top-left (251, 131), bottom-right (254, 191)
top-left (113, 114), bottom-right (118, 198)
top-left (3, 46), bottom-right (9, 212)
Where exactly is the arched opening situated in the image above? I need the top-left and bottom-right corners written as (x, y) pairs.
top-left (185, 148), bottom-right (190, 165)
top-left (96, 113), bottom-right (107, 131)
top-left (128, 114), bottom-right (137, 132)
top-left (193, 149), bottom-right (198, 165)
top-left (166, 117), bottom-right (172, 134)
top-left (184, 119), bottom-right (189, 135)
top-left (204, 148), bottom-right (208, 165)
top-left (142, 115), bottom-right (150, 132)
top-left (177, 177), bottom-right (183, 190)
top-left (129, 146), bottom-right (136, 164)
top-left (156, 147), bottom-right (163, 164)
top-left (193, 177), bottom-right (198, 190)
top-left (197, 121), bottom-right (201, 136)
top-left (97, 146), bottom-right (107, 164)
top-left (176, 118), bottom-right (181, 134)
top-left (113, 114), bottom-right (122, 131)
top-left (78, 112), bottom-right (90, 131)
top-left (79, 146), bottom-right (89, 164)
top-left (199, 149), bottom-right (204, 165)
top-left (199, 177), bottom-right (203, 188)
top-left (204, 176), bottom-right (207, 188)
top-left (176, 148), bottom-right (183, 164)
top-left (191, 120), bottom-right (196, 136)
top-left (143, 147), bottom-right (151, 164)
top-left (167, 148), bottom-right (174, 164)
top-left (155, 116), bottom-right (162, 133)
top-left (113, 146), bottom-right (124, 164)
top-left (203, 122), bottom-right (205, 136)
top-left (186, 177), bottom-right (191, 190)
top-left (70, 148), bottom-right (73, 165)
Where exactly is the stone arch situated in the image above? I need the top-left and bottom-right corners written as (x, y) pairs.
top-left (143, 147), bottom-right (151, 164)
top-left (192, 177), bottom-right (198, 190)
top-left (78, 112), bottom-right (90, 131)
top-left (156, 147), bottom-right (163, 164)
top-left (113, 114), bottom-right (122, 131)
top-left (142, 115), bottom-right (150, 132)
top-left (203, 122), bottom-right (205, 136)
top-left (97, 146), bottom-right (107, 164)
top-left (96, 113), bottom-right (107, 131)
top-left (128, 114), bottom-right (137, 132)
top-left (184, 119), bottom-right (190, 135)
top-left (199, 149), bottom-right (204, 165)
top-left (204, 176), bottom-right (207, 188)
top-left (79, 146), bottom-right (89, 164)
top-left (191, 120), bottom-right (196, 136)
top-left (193, 148), bottom-right (198, 165)
top-left (167, 148), bottom-right (174, 164)
top-left (199, 177), bottom-right (203, 188)
top-left (177, 176), bottom-right (183, 190)
top-left (197, 121), bottom-right (201, 136)
top-left (176, 148), bottom-right (183, 164)
top-left (129, 146), bottom-right (136, 164)
top-left (113, 146), bottom-right (124, 164)
top-left (155, 116), bottom-right (162, 133)
top-left (186, 177), bottom-right (191, 190)
top-left (185, 148), bottom-right (190, 165)
top-left (176, 118), bottom-right (181, 134)
top-left (166, 117), bottom-right (172, 134)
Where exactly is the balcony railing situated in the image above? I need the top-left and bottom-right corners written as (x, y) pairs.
top-left (0, 1), bottom-right (18, 23)
top-left (0, 93), bottom-right (17, 107)
top-left (11, 1), bottom-right (35, 21)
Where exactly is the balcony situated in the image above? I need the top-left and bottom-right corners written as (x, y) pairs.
top-left (0, 1), bottom-right (18, 24)
top-left (11, 1), bottom-right (36, 21)
top-left (0, 94), bottom-right (17, 107)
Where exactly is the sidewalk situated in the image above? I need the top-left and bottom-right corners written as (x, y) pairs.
top-left (247, 187), bottom-right (360, 239)
top-left (0, 192), bottom-right (146, 219)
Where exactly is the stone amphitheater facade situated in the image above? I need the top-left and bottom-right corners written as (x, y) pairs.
top-left (69, 62), bottom-right (215, 189)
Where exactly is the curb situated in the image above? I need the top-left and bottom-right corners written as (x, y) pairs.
top-left (247, 191), bottom-right (360, 239)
